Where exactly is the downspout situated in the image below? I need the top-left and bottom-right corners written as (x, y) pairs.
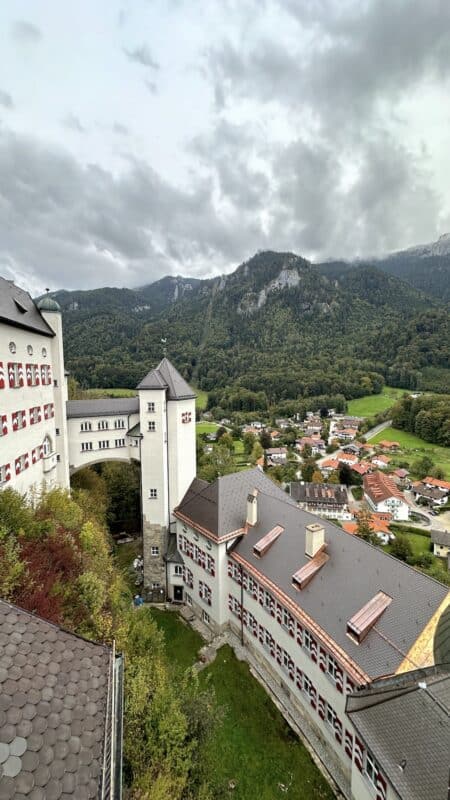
top-left (240, 563), bottom-right (244, 646)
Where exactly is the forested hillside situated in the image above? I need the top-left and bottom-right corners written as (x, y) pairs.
top-left (391, 394), bottom-right (450, 447)
top-left (47, 250), bottom-right (449, 404)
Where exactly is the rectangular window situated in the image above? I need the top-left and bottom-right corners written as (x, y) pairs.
top-left (81, 442), bottom-right (93, 452)
top-left (148, 421), bottom-right (156, 432)
top-left (199, 580), bottom-right (212, 606)
top-left (327, 654), bottom-right (339, 683)
top-left (81, 421), bottom-right (92, 432)
top-left (115, 438), bottom-right (125, 448)
top-left (149, 488), bottom-right (158, 499)
top-left (114, 419), bottom-right (125, 429)
top-left (151, 546), bottom-right (159, 556)
top-left (174, 565), bottom-right (183, 576)
top-left (40, 364), bottom-right (51, 385)
top-left (147, 402), bottom-right (155, 413)
top-left (98, 440), bottom-right (110, 449)
top-left (365, 751), bottom-right (378, 787)
top-left (326, 703), bottom-right (337, 729)
top-left (303, 629), bottom-right (315, 655)
top-left (98, 420), bottom-right (109, 430)
top-left (185, 593), bottom-right (192, 606)
top-left (12, 410), bottom-right (27, 430)
top-left (202, 610), bottom-right (210, 624)
top-left (8, 363), bottom-right (23, 388)
top-left (0, 464), bottom-right (9, 484)
top-left (152, 582), bottom-right (161, 589)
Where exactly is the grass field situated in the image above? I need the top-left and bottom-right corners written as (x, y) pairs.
top-left (196, 421), bottom-right (221, 434)
top-left (371, 426), bottom-right (450, 478)
top-left (149, 610), bottom-right (333, 800)
top-left (346, 386), bottom-right (406, 417)
top-left (149, 608), bottom-right (203, 672)
top-left (84, 387), bottom-right (136, 398)
top-left (195, 389), bottom-right (208, 411)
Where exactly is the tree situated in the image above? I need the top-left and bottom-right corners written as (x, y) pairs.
top-left (355, 508), bottom-right (375, 542)
top-left (390, 534), bottom-right (413, 562)
top-left (218, 432), bottom-right (234, 452)
top-left (411, 456), bottom-right (434, 480)
top-left (301, 458), bottom-right (316, 482)
top-left (430, 465), bottom-right (445, 480)
top-left (302, 444), bottom-right (312, 459)
top-left (259, 430), bottom-right (272, 450)
top-left (327, 470), bottom-right (340, 484)
top-left (311, 470), bottom-right (323, 483)
top-left (243, 432), bottom-right (255, 455)
top-left (251, 441), bottom-right (264, 464)
top-left (339, 463), bottom-right (353, 486)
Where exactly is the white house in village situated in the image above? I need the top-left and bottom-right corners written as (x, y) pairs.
top-left (1, 277), bottom-right (449, 800)
top-left (363, 472), bottom-right (410, 521)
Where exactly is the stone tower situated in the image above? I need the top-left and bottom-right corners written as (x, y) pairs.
top-left (137, 358), bottom-right (196, 596)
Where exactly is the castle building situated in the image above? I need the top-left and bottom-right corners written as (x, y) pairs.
top-left (1, 278), bottom-right (449, 800)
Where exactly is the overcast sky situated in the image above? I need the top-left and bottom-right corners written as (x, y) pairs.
top-left (1, 0), bottom-right (450, 293)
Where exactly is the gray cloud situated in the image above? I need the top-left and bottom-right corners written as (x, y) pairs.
top-left (12, 20), bottom-right (42, 44)
top-left (144, 78), bottom-right (158, 94)
top-left (0, 127), bottom-right (263, 293)
top-left (112, 122), bottom-right (129, 136)
top-left (124, 44), bottom-right (159, 70)
top-left (0, 91), bottom-right (14, 109)
top-left (63, 114), bottom-right (86, 134)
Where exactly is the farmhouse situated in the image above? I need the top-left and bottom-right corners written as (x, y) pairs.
top-left (371, 454), bottom-right (390, 469)
top-left (363, 472), bottom-right (410, 521)
top-left (265, 446), bottom-right (288, 463)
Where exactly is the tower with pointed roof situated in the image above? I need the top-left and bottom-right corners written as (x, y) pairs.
top-left (137, 358), bottom-right (196, 592)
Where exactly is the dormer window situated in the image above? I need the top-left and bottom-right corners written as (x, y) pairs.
top-left (347, 592), bottom-right (392, 643)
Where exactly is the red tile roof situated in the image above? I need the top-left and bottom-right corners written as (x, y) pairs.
top-left (363, 471), bottom-right (406, 504)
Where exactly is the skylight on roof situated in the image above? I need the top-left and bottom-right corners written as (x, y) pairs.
top-left (347, 591), bottom-right (392, 643)
top-left (253, 525), bottom-right (284, 557)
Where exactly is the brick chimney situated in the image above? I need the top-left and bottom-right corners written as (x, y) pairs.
top-left (305, 522), bottom-right (325, 558)
top-left (246, 491), bottom-right (258, 526)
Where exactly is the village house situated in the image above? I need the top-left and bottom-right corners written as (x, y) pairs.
top-left (321, 457), bottom-right (340, 476)
top-left (336, 427), bottom-right (359, 442)
top-left (431, 530), bottom-right (450, 558)
top-left (351, 462), bottom-right (372, 477)
top-left (363, 472), bottom-right (410, 521)
top-left (265, 446), bottom-right (288, 464)
top-left (342, 442), bottom-right (364, 456)
top-left (342, 514), bottom-right (393, 545)
top-left (392, 468), bottom-right (410, 487)
top-left (290, 481), bottom-right (352, 521)
top-left (412, 481), bottom-right (449, 507)
top-left (377, 440), bottom-right (400, 451)
top-left (335, 451), bottom-right (359, 467)
top-left (296, 436), bottom-right (326, 455)
top-left (422, 475), bottom-right (450, 494)
top-left (371, 454), bottom-right (390, 469)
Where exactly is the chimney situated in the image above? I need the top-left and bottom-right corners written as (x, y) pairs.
top-left (246, 491), bottom-right (258, 527)
top-left (305, 522), bottom-right (325, 558)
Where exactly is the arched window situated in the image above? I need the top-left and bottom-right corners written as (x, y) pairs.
top-left (43, 436), bottom-right (52, 457)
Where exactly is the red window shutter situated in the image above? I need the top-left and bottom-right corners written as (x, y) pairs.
top-left (18, 364), bottom-right (24, 387)
top-left (1, 415), bottom-right (7, 436)
top-left (24, 453), bottom-right (29, 469)
top-left (12, 412), bottom-right (18, 431)
top-left (15, 457), bottom-right (20, 475)
top-left (318, 695), bottom-right (325, 720)
top-left (335, 667), bottom-right (344, 693)
top-left (344, 730), bottom-right (353, 759)
top-left (5, 464), bottom-right (11, 481)
top-left (0, 362), bottom-right (4, 389)
top-left (376, 771), bottom-right (387, 800)
top-left (22, 410), bottom-right (26, 428)
top-left (319, 647), bottom-right (327, 672)
top-left (8, 363), bottom-right (15, 388)
top-left (354, 737), bottom-right (364, 772)
top-left (26, 363), bottom-right (32, 386)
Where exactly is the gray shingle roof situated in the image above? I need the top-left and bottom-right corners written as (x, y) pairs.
top-left (66, 397), bottom-right (139, 418)
top-left (177, 469), bottom-right (449, 678)
top-left (176, 468), bottom-right (296, 537)
top-left (0, 599), bottom-right (121, 799)
top-left (431, 529), bottom-right (450, 547)
top-left (290, 482), bottom-right (348, 506)
top-left (137, 358), bottom-right (196, 400)
top-left (346, 668), bottom-right (450, 800)
top-left (0, 278), bottom-right (55, 337)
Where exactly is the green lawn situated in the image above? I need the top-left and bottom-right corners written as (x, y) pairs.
top-left (346, 386), bottom-right (406, 417)
top-left (199, 646), bottom-right (333, 800)
top-left (149, 608), bottom-right (203, 671)
top-left (371, 426), bottom-right (450, 478)
top-left (196, 421), bottom-right (221, 434)
top-left (195, 389), bottom-right (208, 411)
top-left (84, 387), bottom-right (137, 398)
top-left (386, 532), bottom-right (431, 558)
top-left (149, 611), bottom-right (333, 800)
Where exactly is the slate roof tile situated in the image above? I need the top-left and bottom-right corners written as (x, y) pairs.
top-left (0, 600), bottom-right (120, 798)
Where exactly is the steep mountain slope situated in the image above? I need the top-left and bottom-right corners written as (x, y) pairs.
top-left (318, 234), bottom-right (450, 302)
top-left (56, 251), bottom-right (449, 401)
